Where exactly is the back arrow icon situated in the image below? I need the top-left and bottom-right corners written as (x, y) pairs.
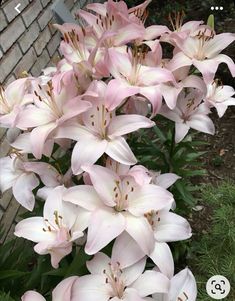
top-left (15, 3), bottom-right (21, 13)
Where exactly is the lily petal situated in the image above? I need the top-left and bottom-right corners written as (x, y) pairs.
top-left (82, 164), bottom-right (119, 207)
top-left (13, 173), bottom-right (39, 211)
top-left (112, 232), bottom-right (145, 268)
top-left (150, 242), bottom-right (174, 279)
top-left (108, 114), bottom-right (154, 138)
top-left (85, 208), bottom-right (126, 255)
top-left (105, 79), bottom-right (139, 111)
top-left (131, 270), bottom-right (169, 297)
top-left (71, 274), bottom-right (110, 301)
top-left (21, 291), bottom-right (46, 301)
top-left (64, 185), bottom-right (103, 210)
top-left (14, 217), bottom-right (55, 242)
top-left (72, 137), bottom-right (108, 175)
top-left (128, 184), bottom-right (174, 216)
top-left (125, 214), bottom-right (155, 255)
top-left (106, 136), bottom-right (137, 165)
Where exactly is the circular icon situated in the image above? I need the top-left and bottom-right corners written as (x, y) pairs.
top-left (206, 275), bottom-right (230, 299)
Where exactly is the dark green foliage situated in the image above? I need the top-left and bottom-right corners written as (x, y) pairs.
top-left (0, 233), bottom-right (91, 300)
top-left (189, 181), bottom-right (235, 301)
top-left (0, 292), bottom-right (15, 301)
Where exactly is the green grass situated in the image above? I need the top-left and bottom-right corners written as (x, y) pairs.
top-left (189, 181), bottom-right (235, 301)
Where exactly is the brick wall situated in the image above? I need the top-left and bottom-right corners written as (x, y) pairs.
top-left (0, 0), bottom-right (98, 243)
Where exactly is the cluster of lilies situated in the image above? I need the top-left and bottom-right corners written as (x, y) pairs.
top-left (0, 1), bottom-right (234, 300)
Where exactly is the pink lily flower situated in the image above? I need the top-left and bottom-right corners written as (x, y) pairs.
top-left (54, 23), bottom-right (110, 80)
top-left (55, 81), bottom-right (154, 174)
top-left (0, 154), bottom-right (40, 211)
top-left (168, 28), bottom-right (235, 83)
top-left (10, 132), bottom-right (54, 158)
top-left (105, 48), bottom-right (176, 115)
top-left (160, 66), bottom-right (207, 109)
top-left (22, 276), bottom-right (79, 301)
top-left (160, 88), bottom-right (215, 143)
top-left (21, 291), bottom-right (46, 301)
top-left (113, 205), bottom-right (191, 280)
top-left (17, 80), bottom-right (91, 159)
top-left (204, 80), bottom-right (235, 117)
top-left (149, 171), bottom-right (181, 189)
top-left (105, 158), bottom-right (152, 186)
top-left (160, 10), bottom-right (203, 44)
top-left (64, 164), bottom-right (174, 255)
top-left (71, 253), bottom-right (169, 301)
top-left (14, 186), bottom-right (85, 268)
top-left (0, 78), bottom-right (32, 128)
top-left (77, 0), bottom-right (146, 48)
top-left (152, 268), bottom-right (197, 301)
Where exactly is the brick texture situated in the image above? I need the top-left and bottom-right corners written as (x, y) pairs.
top-left (34, 26), bottom-right (51, 55)
top-left (2, 0), bottom-right (29, 23)
top-left (0, 44), bottom-right (22, 83)
top-left (0, 17), bottom-right (25, 53)
top-left (14, 46), bottom-right (37, 77)
top-left (19, 21), bottom-right (40, 54)
top-left (0, 9), bottom-right (7, 31)
top-left (22, 1), bottom-right (43, 28)
top-left (0, 0), bottom-right (100, 242)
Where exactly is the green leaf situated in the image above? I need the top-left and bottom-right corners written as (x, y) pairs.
top-left (0, 292), bottom-right (15, 301)
top-left (64, 248), bottom-right (91, 277)
top-left (0, 270), bottom-right (29, 280)
top-left (153, 126), bottom-right (167, 143)
top-left (43, 267), bottom-right (67, 277)
top-left (207, 14), bottom-right (214, 30)
top-left (182, 169), bottom-right (208, 177)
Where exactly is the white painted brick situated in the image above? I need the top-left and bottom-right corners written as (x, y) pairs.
top-left (30, 48), bottom-right (50, 76)
top-left (15, 206), bottom-right (27, 223)
top-left (5, 74), bottom-right (16, 85)
top-left (0, 44), bottom-right (22, 84)
top-left (80, 0), bottom-right (88, 7)
top-left (19, 21), bottom-right (40, 53)
top-left (0, 17), bottom-right (25, 53)
top-left (34, 26), bottom-right (51, 55)
top-left (0, 137), bottom-right (10, 158)
top-left (22, 0), bottom-right (42, 27)
top-left (0, 191), bottom-right (12, 211)
top-left (38, 5), bottom-right (53, 30)
top-left (0, 207), bottom-right (3, 221)
top-left (0, 9), bottom-right (7, 31)
top-left (3, 0), bottom-right (29, 22)
top-left (66, 0), bottom-right (75, 10)
top-left (14, 47), bottom-right (37, 77)
top-left (47, 31), bottom-right (61, 56)
top-left (0, 198), bottom-right (19, 243)
top-left (41, 0), bottom-right (51, 8)
top-left (0, 128), bottom-right (7, 141)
